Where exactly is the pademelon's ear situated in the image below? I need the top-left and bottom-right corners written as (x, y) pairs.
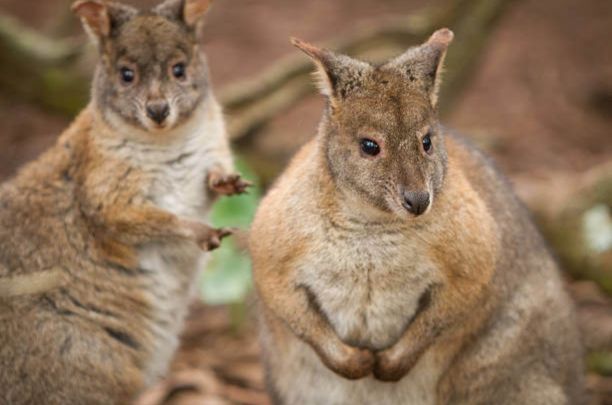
top-left (291, 37), bottom-right (371, 100)
top-left (154, 0), bottom-right (213, 28)
top-left (72, 0), bottom-right (136, 43)
top-left (385, 28), bottom-right (454, 108)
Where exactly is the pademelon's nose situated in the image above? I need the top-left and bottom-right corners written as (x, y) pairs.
top-left (146, 101), bottom-right (170, 125)
top-left (402, 191), bottom-right (430, 216)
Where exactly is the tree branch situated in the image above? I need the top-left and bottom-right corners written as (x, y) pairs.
top-left (0, 14), bottom-right (89, 115)
top-left (0, 0), bottom-right (516, 135)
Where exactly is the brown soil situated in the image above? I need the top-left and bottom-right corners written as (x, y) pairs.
top-left (446, 0), bottom-right (612, 176)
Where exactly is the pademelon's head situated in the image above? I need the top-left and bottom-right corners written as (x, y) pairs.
top-left (73, 0), bottom-right (214, 134)
top-left (293, 29), bottom-right (454, 219)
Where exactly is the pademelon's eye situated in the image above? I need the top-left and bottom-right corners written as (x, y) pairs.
top-left (172, 63), bottom-right (186, 79)
top-left (422, 133), bottom-right (433, 154)
top-left (120, 67), bottom-right (135, 84)
top-left (360, 138), bottom-right (381, 157)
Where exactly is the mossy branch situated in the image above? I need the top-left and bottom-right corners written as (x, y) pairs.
top-left (0, 0), bottom-right (516, 135)
top-left (223, 0), bottom-right (518, 143)
top-left (0, 14), bottom-right (89, 115)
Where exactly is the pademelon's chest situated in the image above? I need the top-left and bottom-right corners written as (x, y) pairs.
top-left (297, 226), bottom-right (440, 350)
top-left (137, 149), bottom-right (212, 384)
top-left (132, 123), bottom-right (226, 381)
top-left (148, 154), bottom-right (210, 219)
top-left (123, 115), bottom-right (226, 220)
top-left (145, 131), bottom-right (222, 220)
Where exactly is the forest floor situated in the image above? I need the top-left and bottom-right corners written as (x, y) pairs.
top-left (0, 0), bottom-right (610, 403)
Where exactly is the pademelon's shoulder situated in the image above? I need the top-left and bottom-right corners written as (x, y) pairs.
top-left (9, 108), bottom-right (94, 184)
top-left (0, 108), bottom-right (94, 204)
top-left (441, 129), bottom-right (539, 251)
top-left (0, 108), bottom-right (96, 276)
top-left (443, 130), bottom-right (517, 208)
top-left (249, 138), bottom-right (321, 261)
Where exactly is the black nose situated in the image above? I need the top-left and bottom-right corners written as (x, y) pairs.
top-left (402, 191), bottom-right (430, 216)
top-left (146, 101), bottom-right (170, 125)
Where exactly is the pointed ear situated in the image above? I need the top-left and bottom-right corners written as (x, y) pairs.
top-left (291, 37), bottom-right (371, 100)
top-left (386, 28), bottom-right (454, 108)
top-left (154, 0), bottom-right (213, 28)
top-left (72, 0), bottom-right (110, 38)
top-left (184, 0), bottom-right (213, 26)
top-left (72, 0), bottom-right (136, 42)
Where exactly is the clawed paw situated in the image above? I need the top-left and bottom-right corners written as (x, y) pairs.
top-left (197, 227), bottom-right (233, 251)
top-left (183, 221), bottom-right (233, 252)
top-left (319, 344), bottom-right (374, 380)
top-left (208, 172), bottom-right (252, 196)
top-left (372, 348), bottom-right (418, 382)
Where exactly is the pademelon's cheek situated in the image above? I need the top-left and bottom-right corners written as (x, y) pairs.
top-left (162, 55), bottom-right (207, 112)
top-left (172, 89), bottom-right (195, 121)
top-left (99, 80), bottom-right (146, 128)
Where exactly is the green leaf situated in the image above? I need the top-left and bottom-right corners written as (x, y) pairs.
top-left (201, 157), bottom-right (260, 305)
top-left (201, 238), bottom-right (252, 305)
top-left (587, 351), bottom-right (612, 377)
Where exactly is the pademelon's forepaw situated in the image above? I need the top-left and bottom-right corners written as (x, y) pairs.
top-left (318, 343), bottom-right (374, 380)
top-left (208, 172), bottom-right (253, 196)
top-left (184, 221), bottom-right (233, 251)
top-left (199, 227), bottom-right (233, 251)
top-left (373, 347), bottom-right (419, 382)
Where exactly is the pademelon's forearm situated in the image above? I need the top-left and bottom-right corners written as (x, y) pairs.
top-left (373, 279), bottom-right (492, 381)
top-left (92, 203), bottom-right (231, 255)
top-left (96, 204), bottom-right (192, 244)
top-left (205, 142), bottom-right (252, 196)
top-left (374, 203), bottom-right (498, 381)
top-left (254, 258), bottom-right (374, 380)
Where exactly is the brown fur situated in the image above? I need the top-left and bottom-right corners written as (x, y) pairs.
top-left (250, 29), bottom-right (584, 404)
top-left (0, 0), bottom-right (245, 403)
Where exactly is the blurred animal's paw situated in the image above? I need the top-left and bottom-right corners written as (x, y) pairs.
top-left (373, 346), bottom-right (419, 382)
top-left (318, 343), bottom-right (374, 380)
top-left (184, 221), bottom-right (233, 251)
top-left (208, 172), bottom-right (252, 196)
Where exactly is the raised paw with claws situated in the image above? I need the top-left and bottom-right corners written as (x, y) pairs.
top-left (372, 344), bottom-right (421, 382)
top-left (208, 172), bottom-right (252, 196)
top-left (183, 220), bottom-right (233, 252)
top-left (315, 341), bottom-right (375, 380)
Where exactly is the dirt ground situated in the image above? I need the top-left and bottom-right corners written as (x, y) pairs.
top-left (0, 0), bottom-right (610, 403)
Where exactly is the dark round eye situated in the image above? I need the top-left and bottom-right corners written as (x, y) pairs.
top-left (120, 67), bottom-right (135, 84)
top-left (360, 138), bottom-right (380, 157)
top-left (422, 133), bottom-right (433, 153)
top-left (172, 63), bottom-right (186, 79)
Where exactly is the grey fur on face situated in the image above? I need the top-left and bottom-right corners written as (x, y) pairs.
top-left (293, 31), bottom-right (452, 218)
top-left (75, 0), bottom-right (212, 133)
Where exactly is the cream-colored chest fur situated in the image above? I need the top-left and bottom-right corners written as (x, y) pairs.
top-left (287, 204), bottom-right (445, 404)
top-left (276, 338), bottom-right (443, 405)
top-left (100, 100), bottom-right (231, 383)
top-left (297, 217), bottom-right (441, 351)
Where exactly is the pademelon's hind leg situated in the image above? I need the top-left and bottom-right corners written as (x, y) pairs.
top-left (0, 311), bottom-right (145, 405)
top-left (497, 375), bottom-right (568, 405)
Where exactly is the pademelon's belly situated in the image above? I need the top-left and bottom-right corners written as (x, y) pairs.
top-left (275, 339), bottom-right (441, 405)
top-left (139, 242), bottom-right (207, 384)
top-left (297, 231), bottom-right (440, 350)
top-left (138, 162), bottom-right (211, 383)
top-left (152, 157), bottom-right (211, 219)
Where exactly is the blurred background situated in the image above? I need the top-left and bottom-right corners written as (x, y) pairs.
top-left (0, 0), bottom-right (610, 403)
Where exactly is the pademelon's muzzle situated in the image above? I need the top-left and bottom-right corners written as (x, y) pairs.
top-left (401, 190), bottom-right (430, 216)
top-left (146, 100), bottom-right (170, 125)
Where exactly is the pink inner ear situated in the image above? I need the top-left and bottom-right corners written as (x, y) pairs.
top-left (73, 1), bottom-right (110, 36)
top-left (291, 38), bottom-right (327, 61)
top-left (184, 0), bottom-right (212, 26)
top-left (427, 28), bottom-right (454, 48)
